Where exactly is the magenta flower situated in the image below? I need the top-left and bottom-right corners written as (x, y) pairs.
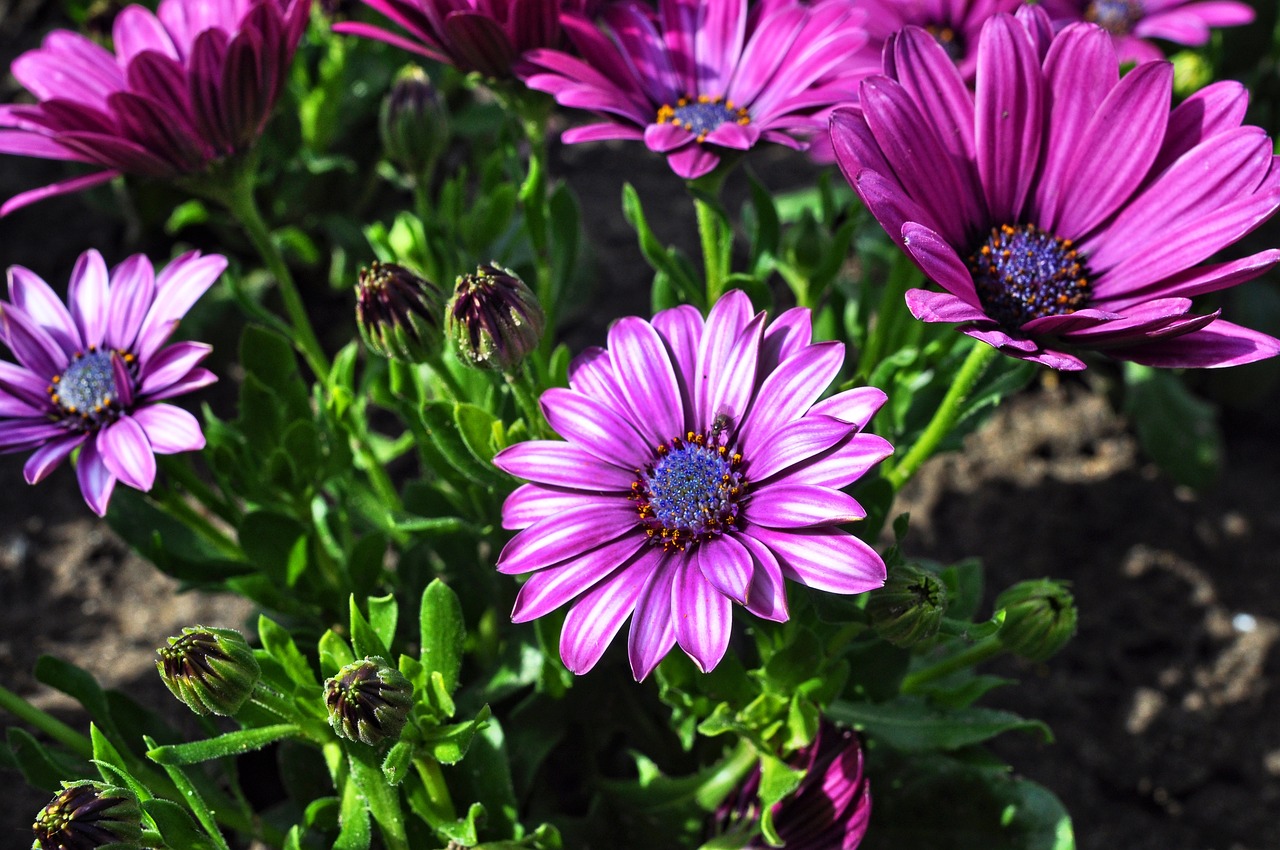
top-left (830, 8), bottom-right (1280, 370)
top-left (1039, 0), bottom-right (1255, 64)
top-left (519, 0), bottom-right (872, 179)
top-left (717, 722), bottom-right (871, 849)
top-left (0, 0), bottom-right (309, 215)
top-left (333, 0), bottom-right (566, 78)
top-left (0, 250), bottom-right (225, 515)
top-left (854, 0), bottom-right (1025, 80)
top-left (493, 291), bottom-right (892, 679)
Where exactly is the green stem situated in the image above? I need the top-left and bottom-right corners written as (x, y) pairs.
top-left (0, 684), bottom-right (92, 758)
top-left (219, 171), bottom-right (330, 380)
top-left (694, 737), bottom-right (760, 812)
top-left (514, 93), bottom-right (557, 362)
top-left (153, 489), bottom-right (241, 560)
top-left (690, 172), bottom-right (731, 305)
top-left (885, 340), bottom-right (998, 490)
top-left (506, 363), bottom-right (547, 438)
top-left (412, 755), bottom-right (456, 823)
top-left (899, 635), bottom-right (1005, 694)
top-left (860, 251), bottom-right (922, 374)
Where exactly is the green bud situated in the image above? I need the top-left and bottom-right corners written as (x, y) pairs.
top-left (995, 579), bottom-right (1078, 662)
top-left (356, 261), bottom-right (447, 363)
top-left (324, 657), bottom-right (415, 746)
top-left (446, 263), bottom-right (545, 371)
top-left (380, 65), bottom-right (449, 179)
top-left (32, 780), bottom-right (142, 850)
top-left (1171, 50), bottom-right (1213, 99)
top-left (866, 563), bottom-right (947, 647)
top-left (156, 626), bottom-right (260, 716)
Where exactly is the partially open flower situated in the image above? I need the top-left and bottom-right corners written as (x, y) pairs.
top-left (866, 562), bottom-right (948, 648)
top-left (717, 722), bottom-right (871, 849)
top-left (156, 626), bottom-right (261, 716)
top-left (446, 264), bottom-right (544, 371)
top-left (356, 261), bottom-right (446, 363)
top-left (0, 0), bottom-right (310, 214)
top-left (324, 657), bottom-right (415, 746)
top-left (996, 579), bottom-right (1078, 662)
top-left (32, 781), bottom-right (142, 850)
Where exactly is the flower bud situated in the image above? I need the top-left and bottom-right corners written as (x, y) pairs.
top-left (32, 781), bottom-right (142, 850)
top-left (324, 657), bottom-right (415, 746)
top-left (995, 579), bottom-right (1077, 663)
top-left (156, 626), bottom-right (260, 716)
top-left (715, 721), bottom-right (870, 849)
top-left (379, 66), bottom-right (449, 179)
top-left (866, 563), bottom-right (947, 648)
top-left (446, 264), bottom-right (545, 371)
top-left (356, 261), bottom-right (446, 363)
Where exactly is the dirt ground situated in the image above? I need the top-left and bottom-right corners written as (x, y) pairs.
top-left (3, 10), bottom-right (1280, 850)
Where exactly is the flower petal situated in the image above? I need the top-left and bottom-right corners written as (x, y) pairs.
top-left (131, 402), bottom-right (205, 454)
top-left (511, 533), bottom-right (650, 622)
top-left (745, 483), bottom-right (866, 528)
top-left (494, 440), bottom-right (638, 489)
top-left (496, 501), bottom-right (640, 575)
top-left (540, 387), bottom-right (652, 468)
top-left (750, 526), bottom-right (885, 595)
top-left (696, 533), bottom-right (754, 605)
top-left (673, 559), bottom-right (733, 673)
top-left (560, 551), bottom-right (660, 674)
top-left (627, 553), bottom-right (679, 680)
top-left (75, 434), bottom-right (117, 516)
top-left (23, 433), bottom-right (84, 483)
top-left (98, 414), bottom-right (156, 491)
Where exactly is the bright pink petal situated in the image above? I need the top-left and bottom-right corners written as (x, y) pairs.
top-left (673, 559), bottom-right (733, 673)
top-left (131, 402), bottom-right (204, 454)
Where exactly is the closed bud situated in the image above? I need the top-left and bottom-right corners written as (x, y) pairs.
top-left (995, 579), bottom-right (1077, 663)
top-left (32, 781), bottom-right (142, 850)
top-left (380, 66), bottom-right (449, 179)
top-left (156, 626), bottom-right (260, 716)
top-left (866, 563), bottom-right (947, 648)
top-left (356, 261), bottom-right (446, 363)
top-left (446, 263), bottom-right (545, 371)
top-left (324, 657), bottom-right (414, 746)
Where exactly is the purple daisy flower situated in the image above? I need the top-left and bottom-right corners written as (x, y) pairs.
top-left (0, 0), bottom-right (309, 215)
top-left (1039, 0), bottom-right (1255, 65)
top-left (493, 291), bottom-right (893, 679)
top-left (0, 249), bottom-right (225, 515)
top-left (854, 0), bottom-right (1025, 80)
top-left (716, 722), bottom-right (871, 849)
top-left (333, 0), bottom-right (569, 79)
top-left (829, 8), bottom-right (1280, 370)
top-left (518, 0), bottom-right (872, 179)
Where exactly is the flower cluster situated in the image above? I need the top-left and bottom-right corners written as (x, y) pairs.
top-left (495, 291), bottom-right (892, 678)
top-left (831, 7), bottom-right (1280, 370)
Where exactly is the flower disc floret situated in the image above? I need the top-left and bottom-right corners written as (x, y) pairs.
top-left (969, 223), bottom-right (1090, 327)
top-left (830, 8), bottom-right (1280, 370)
top-left (634, 432), bottom-right (745, 550)
top-left (1086, 0), bottom-right (1143, 34)
top-left (494, 291), bottom-right (894, 680)
top-left (657, 96), bottom-right (751, 144)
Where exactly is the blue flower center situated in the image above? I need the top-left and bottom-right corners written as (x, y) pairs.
top-left (968, 223), bottom-right (1092, 329)
top-left (633, 431), bottom-right (745, 551)
top-left (48, 348), bottom-right (129, 430)
top-left (1086, 0), bottom-right (1143, 34)
top-left (657, 95), bottom-right (750, 143)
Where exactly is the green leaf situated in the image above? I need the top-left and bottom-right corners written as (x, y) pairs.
top-left (421, 401), bottom-right (506, 486)
top-left (864, 751), bottom-right (1075, 850)
top-left (350, 595), bottom-right (391, 660)
top-left (105, 488), bottom-right (249, 583)
top-left (757, 753), bottom-right (804, 845)
top-left (827, 698), bottom-right (1052, 753)
top-left (320, 629), bottom-right (356, 678)
top-left (147, 725), bottom-right (301, 765)
top-left (382, 740), bottom-right (413, 786)
top-left (349, 745), bottom-right (408, 850)
top-left (421, 704), bottom-right (492, 765)
top-left (36, 657), bottom-right (121, 743)
top-left (455, 402), bottom-right (502, 467)
top-left (368, 594), bottom-right (399, 653)
top-left (239, 511), bottom-right (308, 587)
top-left (939, 558), bottom-right (985, 623)
top-left (335, 770), bottom-right (372, 850)
top-left (436, 802), bottom-right (487, 845)
top-left (143, 735), bottom-right (229, 850)
top-left (258, 615), bottom-right (318, 688)
top-left (420, 579), bottom-right (466, 696)
top-left (1124, 363), bottom-right (1222, 490)
top-left (164, 199), bottom-right (209, 235)
top-left (143, 799), bottom-right (218, 850)
top-left (622, 183), bottom-right (702, 306)
top-left (5, 728), bottom-right (86, 791)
